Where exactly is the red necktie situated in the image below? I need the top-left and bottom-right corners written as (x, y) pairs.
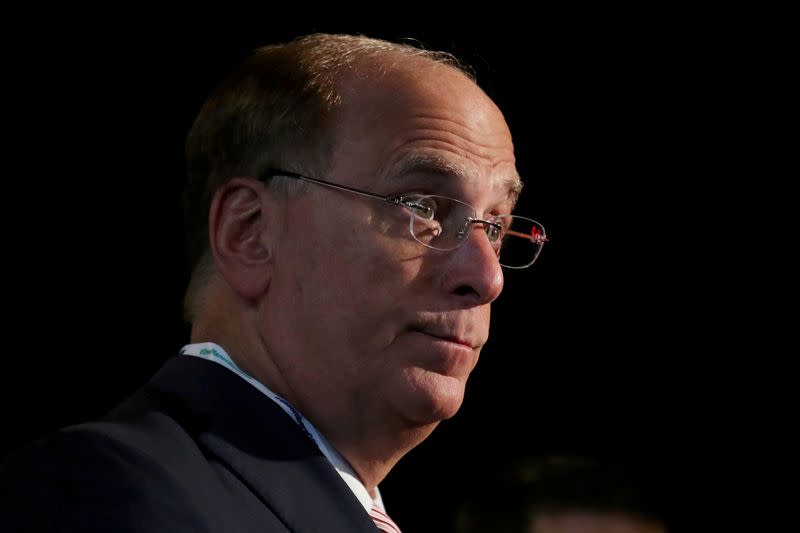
top-left (369, 505), bottom-right (402, 533)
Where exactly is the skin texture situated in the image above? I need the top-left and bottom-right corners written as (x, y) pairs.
top-left (195, 55), bottom-right (520, 493)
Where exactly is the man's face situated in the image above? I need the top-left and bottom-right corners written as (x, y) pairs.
top-left (262, 60), bottom-right (519, 437)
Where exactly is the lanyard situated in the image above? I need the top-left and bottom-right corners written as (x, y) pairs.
top-left (180, 343), bottom-right (317, 444)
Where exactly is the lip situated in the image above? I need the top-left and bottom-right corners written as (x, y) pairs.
top-left (409, 327), bottom-right (478, 350)
top-left (404, 325), bottom-right (481, 376)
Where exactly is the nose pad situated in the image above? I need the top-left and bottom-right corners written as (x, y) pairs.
top-left (456, 219), bottom-right (473, 241)
top-left (457, 219), bottom-right (501, 249)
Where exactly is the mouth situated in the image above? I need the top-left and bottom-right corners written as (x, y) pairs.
top-left (409, 327), bottom-right (477, 350)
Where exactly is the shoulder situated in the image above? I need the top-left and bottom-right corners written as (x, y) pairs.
top-left (1, 424), bottom-right (210, 532)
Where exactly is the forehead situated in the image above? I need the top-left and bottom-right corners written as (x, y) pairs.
top-left (329, 57), bottom-right (520, 204)
top-left (386, 150), bottom-right (523, 207)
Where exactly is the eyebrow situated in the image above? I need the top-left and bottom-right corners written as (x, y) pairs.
top-left (388, 151), bottom-right (524, 206)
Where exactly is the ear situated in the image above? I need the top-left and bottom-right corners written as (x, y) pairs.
top-left (208, 177), bottom-right (279, 301)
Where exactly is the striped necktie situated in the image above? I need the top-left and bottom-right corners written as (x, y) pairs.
top-left (369, 505), bottom-right (402, 533)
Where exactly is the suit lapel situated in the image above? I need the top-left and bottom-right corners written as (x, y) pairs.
top-left (147, 355), bottom-right (378, 533)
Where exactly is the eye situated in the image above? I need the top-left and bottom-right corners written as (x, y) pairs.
top-left (414, 204), bottom-right (434, 219)
top-left (486, 224), bottom-right (501, 241)
top-left (404, 196), bottom-right (437, 220)
top-left (485, 220), bottom-right (507, 243)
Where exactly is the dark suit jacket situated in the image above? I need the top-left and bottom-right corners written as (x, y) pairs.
top-left (1, 355), bottom-right (381, 532)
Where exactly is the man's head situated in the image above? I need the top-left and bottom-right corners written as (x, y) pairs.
top-left (183, 34), bottom-right (524, 471)
top-left (183, 34), bottom-right (475, 314)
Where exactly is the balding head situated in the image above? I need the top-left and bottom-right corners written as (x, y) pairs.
top-left (183, 34), bottom-right (477, 322)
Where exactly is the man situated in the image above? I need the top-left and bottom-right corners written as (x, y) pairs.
top-left (1, 33), bottom-right (546, 531)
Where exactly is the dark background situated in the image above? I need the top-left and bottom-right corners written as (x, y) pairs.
top-left (3, 12), bottom-right (756, 531)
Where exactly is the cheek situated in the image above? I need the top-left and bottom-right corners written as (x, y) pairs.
top-left (354, 231), bottom-right (429, 308)
top-left (288, 205), bottom-right (428, 326)
top-left (295, 224), bottom-right (395, 314)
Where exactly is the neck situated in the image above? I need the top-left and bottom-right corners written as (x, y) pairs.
top-left (320, 414), bottom-right (440, 493)
top-left (190, 282), bottom-right (295, 402)
top-left (190, 284), bottom-right (438, 494)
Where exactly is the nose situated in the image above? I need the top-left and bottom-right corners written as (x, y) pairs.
top-left (441, 225), bottom-right (504, 305)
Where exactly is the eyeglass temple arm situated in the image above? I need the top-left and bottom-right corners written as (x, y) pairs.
top-left (262, 171), bottom-right (546, 242)
top-left (261, 170), bottom-right (398, 204)
top-left (505, 228), bottom-right (549, 244)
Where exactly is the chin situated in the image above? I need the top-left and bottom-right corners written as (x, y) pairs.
top-left (395, 371), bottom-right (467, 425)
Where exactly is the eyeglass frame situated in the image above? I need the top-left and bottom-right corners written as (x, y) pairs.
top-left (257, 169), bottom-right (548, 269)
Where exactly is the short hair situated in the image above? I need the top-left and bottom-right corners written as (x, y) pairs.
top-left (182, 33), bottom-right (473, 321)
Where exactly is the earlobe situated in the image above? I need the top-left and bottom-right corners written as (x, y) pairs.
top-left (208, 177), bottom-right (277, 300)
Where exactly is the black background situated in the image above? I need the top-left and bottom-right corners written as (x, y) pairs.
top-left (2, 11), bottom-right (759, 531)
